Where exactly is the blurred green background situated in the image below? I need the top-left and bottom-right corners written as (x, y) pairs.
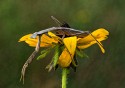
top-left (0, 0), bottom-right (125, 88)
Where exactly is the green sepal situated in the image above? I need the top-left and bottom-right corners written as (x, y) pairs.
top-left (46, 45), bottom-right (61, 71)
top-left (37, 52), bottom-right (47, 60)
top-left (53, 45), bottom-right (60, 67)
top-left (37, 48), bottom-right (52, 60)
top-left (64, 67), bottom-right (70, 74)
top-left (70, 55), bottom-right (78, 71)
top-left (45, 60), bottom-right (53, 72)
top-left (76, 49), bottom-right (89, 58)
top-left (71, 57), bottom-right (78, 67)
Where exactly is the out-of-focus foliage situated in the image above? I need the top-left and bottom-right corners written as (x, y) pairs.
top-left (0, 0), bottom-right (125, 88)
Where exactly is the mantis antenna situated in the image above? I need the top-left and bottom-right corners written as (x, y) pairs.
top-left (51, 16), bottom-right (62, 26)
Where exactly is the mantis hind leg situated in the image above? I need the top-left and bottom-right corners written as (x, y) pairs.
top-left (20, 35), bottom-right (41, 84)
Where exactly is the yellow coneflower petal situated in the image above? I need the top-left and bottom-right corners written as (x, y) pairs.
top-left (58, 48), bottom-right (72, 67)
top-left (48, 32), bottom-right (61, 42)
top-left (18, 34), bottom-right (33, 42)
top-left (96, 41), bottom-right (105, 53)
top-left (40, 34), bottom-right (58, 47)
top-left (18, 33), bottom-right (58, 47)
top-left (78, 28), bottom-right (109, 43)
top-left (19, 34), bottom-right (38, 47)
top-left (63, 36), bottom-right (77, 58)
top-left (77, 28), bottom-right (109, 53)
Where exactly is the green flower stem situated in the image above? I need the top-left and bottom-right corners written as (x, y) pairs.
top-left (62, 68), bottom-right (68, 88)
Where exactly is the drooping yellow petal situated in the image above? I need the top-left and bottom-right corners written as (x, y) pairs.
top-left (19, 34), bottom-right (34, 42)
top-left (58, 48), bottom-right (72, 67)
top-left (78, 28), bottom-right (109, 43)
top-left (77, 28), bottom-right (109, 53)
top-left (19, 33), bottom-right (58, 47)
top-left (63, 36), bottom-right (77, 58)
top-left (25, 40), bottom-right (37, 47)
top-left (19, 34), bottom-right (38, 47)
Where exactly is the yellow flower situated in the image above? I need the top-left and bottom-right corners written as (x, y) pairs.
top-left (19, 28), bottom-right (109, 67)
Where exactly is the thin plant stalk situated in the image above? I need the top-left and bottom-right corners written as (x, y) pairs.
top-left (62, 68), bottom-right (68, 88)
